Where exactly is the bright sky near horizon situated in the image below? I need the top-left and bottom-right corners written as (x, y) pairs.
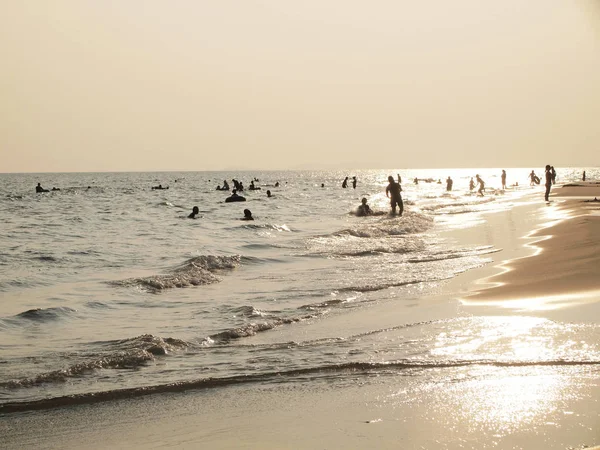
top-left (1, 1), bottom-right (599, 173)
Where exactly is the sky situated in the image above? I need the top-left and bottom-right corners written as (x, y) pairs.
top-left (1, 0), bottom-right (599, 172)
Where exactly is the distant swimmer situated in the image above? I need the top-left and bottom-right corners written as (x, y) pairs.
top-left (386, 175), bottom-right (403, 216)
top-left (469, 177), bottom-right (475, 191)
top-left (352, 176), bottom-right (357, 189)
top-left (446, 176), bottom-right (453, 191)
top-left (51, 187), bottom-right (60, 191)
top-left (241, 209), bottom-right (254, 220)
top-left (583, 171), bottom-right (586, 181)
top-left (501, 170), bottom-right (507, 190)
top-left (249, 181), bottom-right (261, 190)
top-left (356, 198), bottom-right (373, 216)
top-left (413, 178), bottom-right (419, 185)
top-left (152, 184), bottom-right (168, 190)
top-left (476, 174), bottom-right (485, 196)
top-left (544, 165), bottom-right (552, 201)
top-left (188, 206), bottom-right (200, 219)
top-left (583, 197), bottom-right (599, 202)
top-left (321, 183), bottom-right (325, 188)
top-left (225, 190), bottom-right (246, 203)
top-left (266, 190), bottom-right (272, 198)
top-left (35, 183), bottom-right (49, 193)
top-left (342, 177), bottom-right (349, 188)
top-left (275, 181), bottom-right (280, 187)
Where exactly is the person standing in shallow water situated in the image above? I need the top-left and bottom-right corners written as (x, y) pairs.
top-left (446, 176), bottom-right (453, 191)
top-left (544, 165), bottom-right (552, 201)
top-left (475, 174), bottom-right (485, 196)
top-left (352, 176), bottom-right (357, 189)
top-left (583, 171), bottom-right (586, 181)
top-left (386, 175), bottom-right (403, 216)
top-left (501, 170), bottom-right (507, 190)
top-left (342, 177), bottom-right (348, 188)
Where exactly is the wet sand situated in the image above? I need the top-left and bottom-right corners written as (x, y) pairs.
top-left (466, 184), bottom-right (600, 311)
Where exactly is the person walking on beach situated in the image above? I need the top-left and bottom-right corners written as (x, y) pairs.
top-left (386, 175), bottom-right (403, 216)
top-left (544, 165), bottom-right (552, 201)
top-left (501, 170), bottom-right (507, 190)
top-left (342, 177), bottom-right (348, 188)
top-left (475, 174), bottom-right (485, 196)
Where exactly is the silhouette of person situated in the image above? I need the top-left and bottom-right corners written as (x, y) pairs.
top-left (476, 175), bottom-right (485, 196)
top-left (544, 165), bottom-right (552, 201)
top-left (342, 177), bottom-right (348, 188)
top-left (397, 174), bottom-right (402, 184)
top-left (36, 183), bottom-right (48, 193)
top-left (386, 175), bottom-right (403, 216)
top-left (529, 171), bottom-right (537, 186)
top-left (352, 176), bottom-right (357, 189)
top-left (266, 190), bottom-right (272, 197)
top-left (469, 177), bottom-right (475, 191)
top-left (188, 206), bottom-right (200, 219)
top-left (446, 176), bottom-right (453, 191)
top-left (241, 209), bottom-right (254, 220)
top-left (275, 181), bottom-right (280, 187)
top-left (223, 180), bottom-right (230, 190)
top-left (501, 170), bottom-right (507, 190)
top-left (551, 166), bottom-right (556, 184)
top-left (414, 177), bottom-right (419, 185)
top-left (321, 183), bottom-right (325, 188)
top-left (583, 171), bottom-right (586, 182)
top-left (152, 184), bottom-right (168, 190)
top-left (357, 198), bottom-right (372, 216)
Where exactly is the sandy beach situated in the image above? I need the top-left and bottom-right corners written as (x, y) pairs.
top-left (1, 182), bottom-right (599, 450)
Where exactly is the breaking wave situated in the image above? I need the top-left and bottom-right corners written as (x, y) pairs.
top-left (2, 358), bottom-right (598, 413)
top-left (111, 255), bottom-right (241, 292)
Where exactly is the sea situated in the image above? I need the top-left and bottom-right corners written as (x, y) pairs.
top-left (1, 167), bottom-right (599, 414)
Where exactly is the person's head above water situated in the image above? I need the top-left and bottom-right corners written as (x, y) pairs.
top-left (266, 190), bottom-right (271, 197)
top-left (361, 197), bottom-right (368, 205)
top-left (242, 209), bottom-right (253, 220)
top-left (192, 206), bottom-right (199, 214)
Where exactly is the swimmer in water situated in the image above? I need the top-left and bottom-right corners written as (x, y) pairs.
top-left (188, 206), bottom-right (200, 219)
top-left (266, 190), bottom-right (272, 197)
top-left (357, 198), bottom-right (372, 216)
top-left (36, 183), bottom-right (49, 193)
top-left (241, 209), bottom-right (254, 220)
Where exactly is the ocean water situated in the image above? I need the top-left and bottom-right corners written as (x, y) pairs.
top-left (0, 167), bottom-right (598, 413)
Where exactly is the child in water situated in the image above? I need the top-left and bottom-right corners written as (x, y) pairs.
top-left (357, 198), bottom-right (372, 216)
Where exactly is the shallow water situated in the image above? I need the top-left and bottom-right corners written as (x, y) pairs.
top-left (1, 167), bottom-right (598, 412)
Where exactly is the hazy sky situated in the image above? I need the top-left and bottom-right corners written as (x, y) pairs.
top-left (1, 1), bottom-right (599, 172)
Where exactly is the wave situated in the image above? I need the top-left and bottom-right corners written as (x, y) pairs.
top-left (2, 334), bottom-right (190, 389)
top-left (205, 312), bottom-right (318, 344)
top-left (334, 212), bottom-right (434, 238)
top-left (12, 306), bottom-right (77, 322)
top-left (111, 255), bottom-right (241, 292)
top-left (2, 358), bottom-right (598, 413)
top-left (407, 246), bottom-right (500, 263)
